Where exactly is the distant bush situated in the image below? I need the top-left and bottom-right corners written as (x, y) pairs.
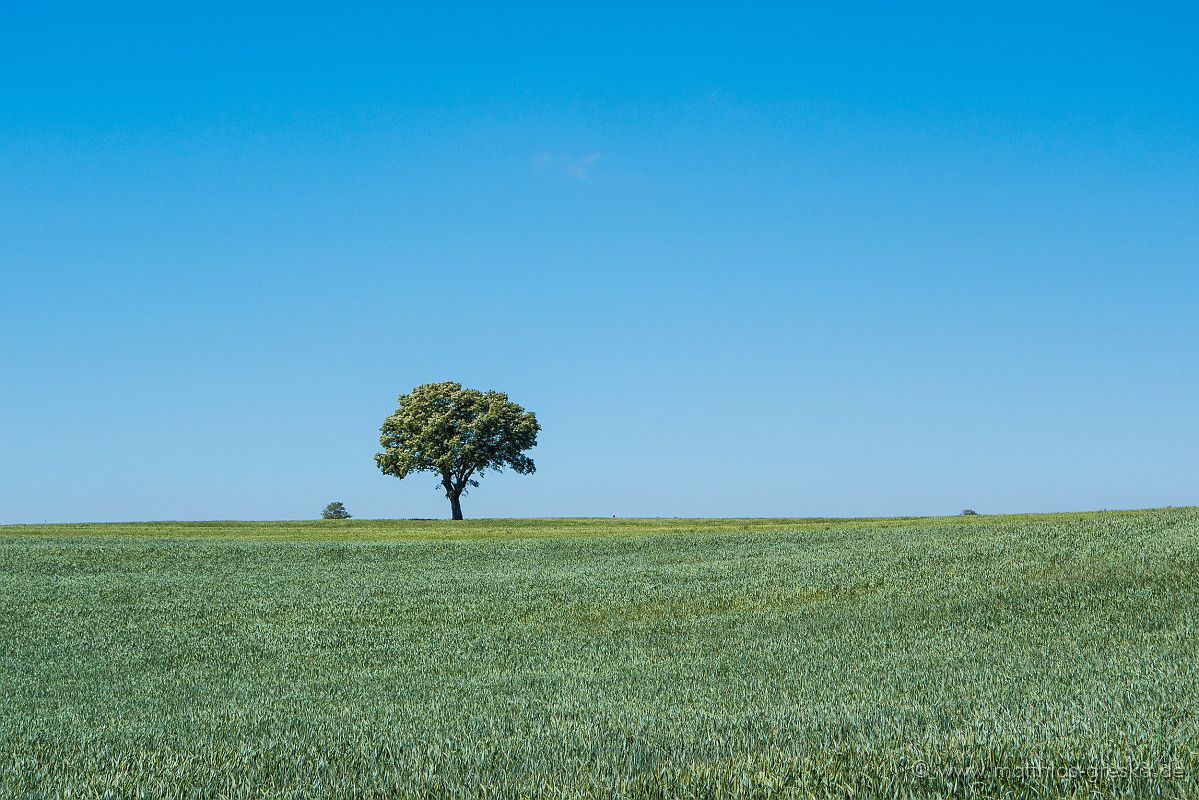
top-left (321, 502), bottom-right (351, 520)
top-left (961, 509), bottom-right (979, 516)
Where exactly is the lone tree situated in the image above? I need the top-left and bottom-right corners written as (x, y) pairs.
top-left (375, 381), bottom-right (539, 520)
top-left (321, 501), bottom-right (351, 520)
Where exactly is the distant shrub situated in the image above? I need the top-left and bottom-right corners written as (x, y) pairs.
top-left (961, 509), bottom-right (979, 516)
top-left (321, 502), bottom-right (351, 520)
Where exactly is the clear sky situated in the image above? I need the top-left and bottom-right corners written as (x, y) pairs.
top-left (2, 2), bottom-right (1196, 523)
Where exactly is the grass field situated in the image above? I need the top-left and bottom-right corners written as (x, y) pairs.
top-left (2, 508), bottom-right (1197, 798)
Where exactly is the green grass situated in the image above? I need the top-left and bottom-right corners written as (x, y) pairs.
top-left (1, 508), bottom-right (1196, 798)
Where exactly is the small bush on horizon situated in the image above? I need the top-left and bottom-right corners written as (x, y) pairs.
top-left (321, 502), bottom-right (351, 520)
top-left (961, 508), bottom-right (979, 516)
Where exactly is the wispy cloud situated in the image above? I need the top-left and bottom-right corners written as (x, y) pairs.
top-left (532, 151), bottom-right (604, 180)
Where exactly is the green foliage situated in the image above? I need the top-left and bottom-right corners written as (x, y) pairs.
top-left (2, 508), bottom-right (1197, 798)
top-left (375, 381), bottom-right (539, 519)
top-left (320, 501), bottom-right (350, 520)
top-left (962, 508), bottom-right (979, 515)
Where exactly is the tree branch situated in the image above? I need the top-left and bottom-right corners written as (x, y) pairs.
top-left (453, 466), bottom-right (475, 494)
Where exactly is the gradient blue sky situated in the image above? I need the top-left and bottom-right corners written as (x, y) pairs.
top-left (2, 2), bottom-right (1196, 523)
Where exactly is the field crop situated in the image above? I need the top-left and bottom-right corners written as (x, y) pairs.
top-left (1, 508), bottom-right (1197, 798)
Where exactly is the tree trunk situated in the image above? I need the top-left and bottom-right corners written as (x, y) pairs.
top-left (449, 492), bottom-right (464, 521)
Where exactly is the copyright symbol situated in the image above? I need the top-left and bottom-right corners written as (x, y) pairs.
top-left (911, 761), bottom-right (929, 778)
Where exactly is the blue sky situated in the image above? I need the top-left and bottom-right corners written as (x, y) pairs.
top-left (2, 2), bottom-right (1196, 522)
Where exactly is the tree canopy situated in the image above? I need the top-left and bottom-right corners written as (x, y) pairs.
top-left (375, 382), bottom-right (540, 520)
top-left (321, 501), bottom-right (351, 520)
